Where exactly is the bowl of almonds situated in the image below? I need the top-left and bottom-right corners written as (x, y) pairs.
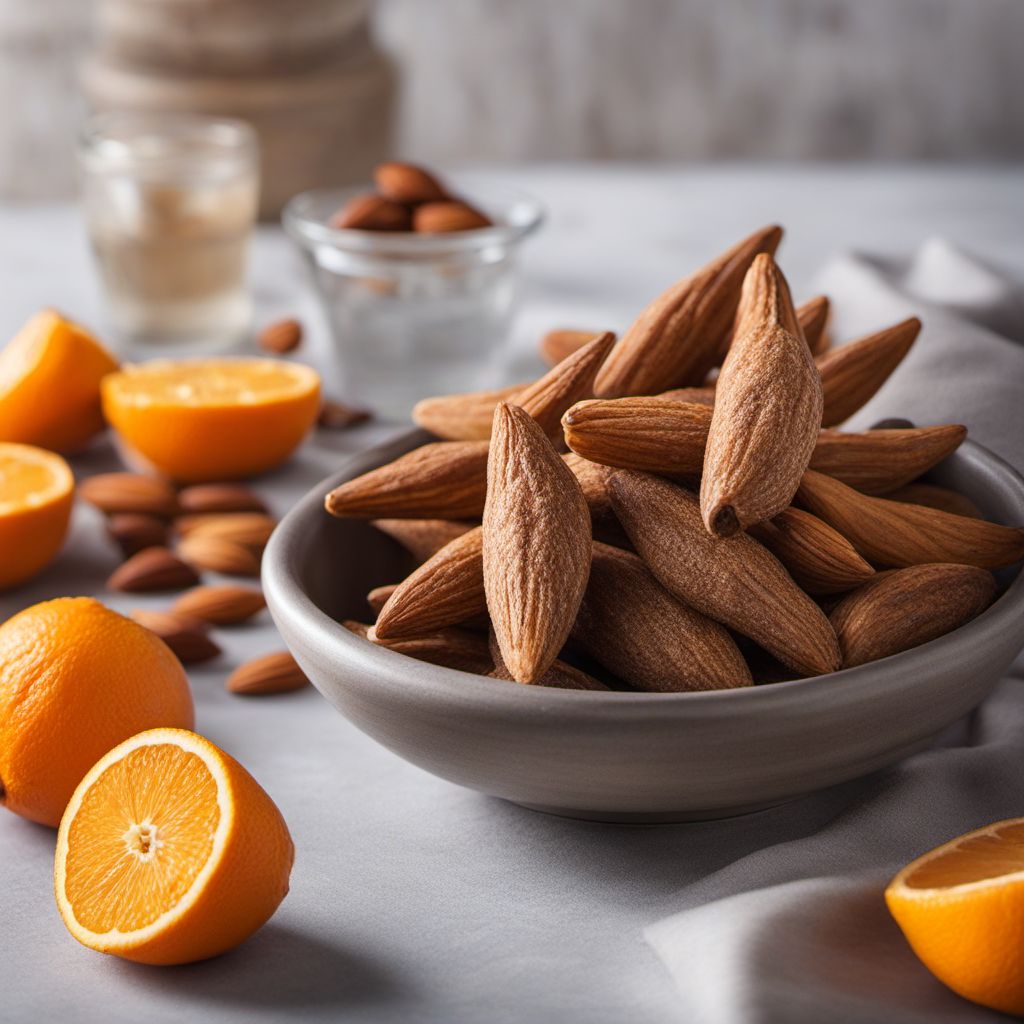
top-left (263, 226), bottom-right (1024, 822)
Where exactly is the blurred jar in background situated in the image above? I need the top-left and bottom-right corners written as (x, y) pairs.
top-left (79, 113), bottom-right (258, 349)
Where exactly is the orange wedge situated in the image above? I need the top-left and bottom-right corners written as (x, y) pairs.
top-left (0, 310), bottom-right (119, 453)
top-left (55, 728), bottom-right (293, 965)
top-left (0, 442), bottom-right (74, 589)
top-left (102, 359), bottom-right (321, 482)
top-left (886, 817), bottom-right (1024, 1014)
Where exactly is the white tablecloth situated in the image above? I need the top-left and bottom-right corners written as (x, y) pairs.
top-left (1, 165), bottom-right (1023, 1024)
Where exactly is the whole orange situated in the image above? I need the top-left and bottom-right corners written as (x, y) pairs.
top-left (0, 597), bottom-right (194, 826)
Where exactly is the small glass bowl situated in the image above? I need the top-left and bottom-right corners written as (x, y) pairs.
top-left (284, 181), bottom-right (544, 418)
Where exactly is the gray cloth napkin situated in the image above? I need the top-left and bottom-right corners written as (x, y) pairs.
top-left (645, 241), bottom-right (1024, 1024)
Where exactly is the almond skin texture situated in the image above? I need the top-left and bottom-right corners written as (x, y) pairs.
top-left (372, 518), bottom-right (476, 563)
top-left (748, 507), bottom-right (875, 595)
top-left (595, 224), bottom-right (783, 397)
top-left (797, 469), bottom-right (1024, 569)
top-left (345, 621), bottom-right (494, 675)
top-left (80, 473), bottom-right (178, 518)
top-left (816, 318), bottom-right (921, 427)
top-left (107, 547), bottom-right (200, 592)
top-left (374, 162), bottom-right (448, 204)
top-left (227, 651), bottom-right (309, 695)
top-left (413, 201), bottom-right (492, 233)
top-left (412, 384), bottom-right (525, 442)
top-left (330, 193), bottom-right (411, 231)
top-left (540, 329), bottom-right (608, 367)
top-left (374, 527), bottom-right (485, 640)
top-left (885, 481), bottom-right (983, 520)
top-left (130, 610), bottom-right (221, 665)
top-left (701, 253), bottom-right (823, 537)
top-left (609, 471), bottom-right (840, 676)
top-left (483, 404), bottom-right (592, 684)
top-left (258, 318), bottom-right (302, 354)
top-left (106, 513), bottom-right (169, 556)
top-left (177, 535), bottom-right (261, 577)
top-left (829, 564), bottom-right (997, 667)
top-left (177, 484), bottom-right (267, 515)
top-left (172, 584), bottom-right (266, 625)
top-left (572, 542), bottom-right (752, 692)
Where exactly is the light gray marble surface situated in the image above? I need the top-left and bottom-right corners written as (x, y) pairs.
top-left (1, 165), bottom-right (1023, 1024)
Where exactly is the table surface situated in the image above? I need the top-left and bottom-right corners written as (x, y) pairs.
top-left (2, 164), bottom-right (1023, 1024)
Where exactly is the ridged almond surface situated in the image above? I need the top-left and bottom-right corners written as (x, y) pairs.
top-left (372, 518), bottom-right (476, 563)
top-left (130, 610), bottom-right (221, 665)
top-left (572, 542), bottom-right (752, 692)
top-left (829, 564), bottom-right (997, 667)
top-left (483, 404), bottom-right (592, 684)
top-left (80, 473), bottom-right (178, 518)
top-left (487, 631), bottom-right (607, 691)
top-left (345, 621), bottom-right (494, 675)
top-left (817, 318), bottom-right (921, 427)
top-left (412, 384), bottom-right (524, 441)
top-left (227, 651), bottom-right (308, 695)
top-left (701, 253), bottom-right (823, 536)
top-left (797, 470), bottom-right (1024, 569)
top-left (748, 506), bottom-right (875, 595)
top-left (608, 471), bottom-right (840, 676)
top-left (107, 547), bottom-right (200, 593)
top-left (172, 584), bottom-right (266, 625)
top-left (886, 481), bottom-right (983, 519)
top-left (540, 329), bottom-right (607, 367)
top-left (594, 225), bottom-right (783, 397)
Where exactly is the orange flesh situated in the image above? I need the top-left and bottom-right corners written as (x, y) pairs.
top-left (64, 744), bottom-right (219, 933)
top-left (903, 821), bottom-right (1024, 889)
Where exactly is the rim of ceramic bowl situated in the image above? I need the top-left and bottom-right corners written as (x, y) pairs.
top-left (263, 430), bottom-right (1024, 712)
top-left (282, 179), bottom-right (545, 259)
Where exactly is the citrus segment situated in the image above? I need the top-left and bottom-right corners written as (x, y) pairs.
top-left (886, 817), bottom-right (1024, 1015)
top-left (56, 728), bottom-right (294, 965)
top-left (102, 358), bottom-right (321, 482)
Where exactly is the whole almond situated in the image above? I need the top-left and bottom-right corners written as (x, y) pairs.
top-left (374, 162), bottom-right (448, 204)
top-left (367, 584), bottom-right (398, 615)
top-left (177, 483), bottom-right (267, 515)
top-left (345, 620), bottom-right (495, 675)
top-left (816, 318), bottom-right (921, 427)
top-left (106, 513), bottom-right (168, 556)
top-left (107, 547), bottom-right (200, 592)
top-left (885, 481), bottom-right (983, 520)
top-left (372, 518), bottom-right (476, 563)
top-left (184, 513), bottom-right (277, 550)
top-left (178, 535), bottom-right (262, 577)
top-left (748, 506), bottom-right (875, 595)
top-left (796, 469), bottom-right (1024, 569)
top-left (539, 329), bottom-right (608, 367)
top-left (487, 631), bottom-right (607, 690)
top-left (330, 193), bottom-right (411, 231)
top-left (808, 425), bottom-right (966, 494)
top-left (701, 253), bottom-right (823, 537)
top-left (829, 564), bottom-right (997, 667)
top-left (572, 542), bottom-right (752, 692)
top-left (130, 609), bottom-right (221, 664)
top-left (80, 473), bottom-right (178, 518)
top-left (609, 471), bottom-right (840, 676)
top-left (412, 384), bottom-right (525, 442)
top-left (483, 404), bottom-right (592, 684)
top-left (798, 294), bottom-right (831, 355)
top-left (594, 224), bottom-right (783, 397)
top-left (258, 318), bottom-right (302, 354)
top-left (414, 200), bottom-right (492, 233)
top-left (318, 398), bottom-right (372, 430)
top-left (172, 584), bottom-right (266, 625)
top-left (227, 651), bottom-right (309, 695)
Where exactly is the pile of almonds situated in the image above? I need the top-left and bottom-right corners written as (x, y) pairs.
top-left (78, 475), bottom-right (305, 695)
top-left (331, 162), bottom-right (494, 234)
top-left (325, 225), bottom-right (1024, 692)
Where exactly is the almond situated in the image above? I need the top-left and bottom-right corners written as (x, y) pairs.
top-left (325, 441), bottom-right (490, 520)
top-left (227, 651), bottom-right (309, 695)
top-left (608, 471), bottom-right (840, 676)
top-left (540, 329), bottom-right (608, 367)
top-left (374, 162), bottom-right (448, 204)
top-left (796, 469), bottom-right (1024, 569)
top-left (594, 224), bottom-right (783, 397)
top-left (829, 564), bottom-right (997, 667)
top-left (172, 584), bottom-right (266, 625)
top-left (483, 404), bottom-right (592, 684)
top-left (318, 398), bottom-right (372, 430)
top-left (572, 542), bottom-right (752, 692)
top-left (413, 200), bottom-right (492, 233)
top-left (367, 584), bottom-right (398, 615)
top-left (412, 384), bottom-right (525, 442)
top-left (372, 518), bottom-right (476, 563)
top-left (701, 253), bottom-right (823, 537)
top-left (374, 527), bottom-right (485, 640)
top-left (798, 294), bottom-right (831, 355)
top-left (107, 547), bottom-right (200, 592)
top-left (885, 481), bottom-right (983, 519)
top-left (258, 317), bottom-right (302, 354)
top-left (79, 473), bottom-right (178, 518)
top-left (808, 425), bottom-right (966, 494)
top-left (330, 193), bottom-right (411, 231)
top-left (184, 512), bottom-right (277, 550)
top-left (130, 609), bottom-right (221, 665)
top-left (345, 620), bottom-right (494, 675)
top-left (817, 318), bottom-right (921, 427)
top-left (747, 506), bottom-right (875, 595)
top-left (178, 535), bottom-right (262, 577)
top-left (177, 483), bottom-right (267, 515)
top-left (106, 513), bottom-right (168, 556)
top-left (487, 631), bottom-right (607, 690)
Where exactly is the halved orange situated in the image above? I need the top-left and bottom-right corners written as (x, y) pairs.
top-left (0, 442), bottom-right (74, 589)
top-left (55, 728), bottom-right (293, 965)
top-left (0, 310), bottom-right (119, 453)
top-left (102, 359), bottom-right (321, 482)
top-left (886, 817), bottom-right (1024, 1014)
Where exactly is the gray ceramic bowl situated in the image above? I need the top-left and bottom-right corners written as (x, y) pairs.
top-left (264, 431), bottom-right (1024, 822)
